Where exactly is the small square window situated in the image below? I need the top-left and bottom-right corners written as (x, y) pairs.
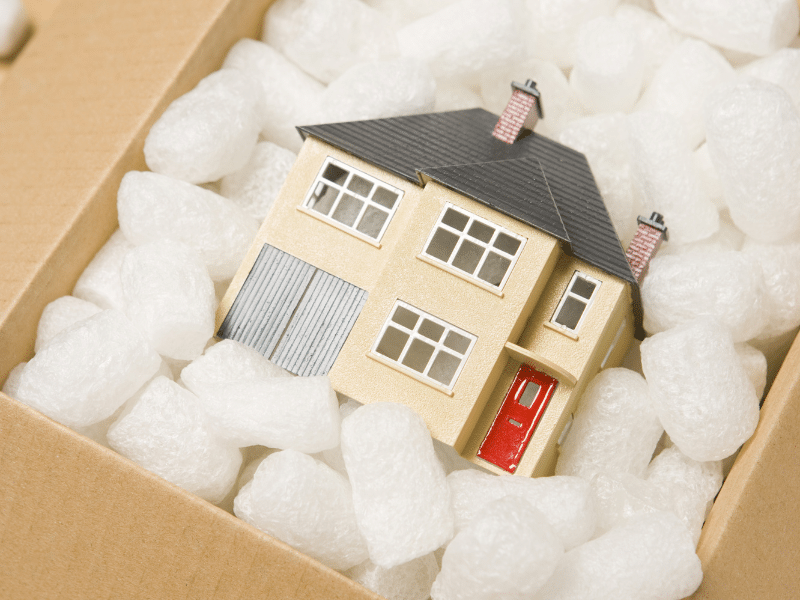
top-left (303, 158), bottom-right (404, 242)
top-left (372, 301), bottom-right (476, 391)
top-left (421, 204), bottom-right (526, 291)
top-left (550, 272), bottom-right (601, 333)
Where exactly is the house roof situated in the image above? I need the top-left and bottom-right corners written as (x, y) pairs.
top-left (298, 108), bottom-right (636, 288)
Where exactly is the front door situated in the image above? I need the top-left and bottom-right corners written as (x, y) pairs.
top-left (477, 364), bottom-right (558, 473)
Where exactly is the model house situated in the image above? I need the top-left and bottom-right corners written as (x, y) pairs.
top-left (216, 81), bottom-right (666, 478)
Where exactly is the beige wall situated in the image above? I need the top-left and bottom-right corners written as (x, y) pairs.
top-left (330, 180), bottom-right (561, 450)
top-left (218, 138), bottom-right (424, 322)
top-left (463, 255), bottom-right (635, 477)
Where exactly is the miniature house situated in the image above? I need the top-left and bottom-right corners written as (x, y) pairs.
top-left (217, 83), bottom-right (665, 478)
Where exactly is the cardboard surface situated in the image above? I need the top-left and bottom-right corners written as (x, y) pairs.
top-left (1, 0), bottom-right (800, 598)
top-left (689, 330), bottom-right (800, 599)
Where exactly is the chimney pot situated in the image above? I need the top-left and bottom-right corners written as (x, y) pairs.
top-left (492, 79), bottom-right (544, 144)
top-left (626, 213), bottom-right (668, 284)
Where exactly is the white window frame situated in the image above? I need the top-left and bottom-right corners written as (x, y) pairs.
top-left (371, 300), bottom-right (477, 391)
top-left (301, 157), bottom-right (403, 244)
top-left (550, 271), bottom-right (601, 333)
top-left (421, 203), bottom-right (526, 291)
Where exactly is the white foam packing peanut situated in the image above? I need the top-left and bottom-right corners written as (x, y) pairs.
top-left (234, 449), bottom-right (369, 571)
top-left (740, 48), bottom-right (800, 108)
top-left (180, 339), bottom-right (289, 397)
top-left (590, 470), bottom-right (672, 536)
top-left (558, 113), bottom-right (639, 245)
top-left (613, 4), bottom-right (685, 85)
top-left (432, 496), bottom-right (563, 600)
top-left (736, 343), bottom-right (768, 400)
top-left (480, 59), bottom-right (586, 139)
top-left (627, 111), bottom-right (719, 245)
top-left (742, 238), bottom-right (800, 340)
top-left (320, 398), bottom-right (362, 475)
top-left (121, 240), bottom-right (216, 361)
top-left (641, 247), bottom-right (766, 342)
top-left (641, 318), bottom-right (760, 462)
top-left (344, 553), bottom-right (439, 600)
top-left (117, 171), bottom-right (259, 281)
top-left (569, 17), bottom-right (644, 114)
top-left (194, 376), bottom-right (340, 452)
top-left (705, 79), bottom-right (800, 244)
top-left (537, 511), bottom-right (702, 600)
top-left (0, 0), bottom-right (28, 58)
top-left (556, 368), bottom-right (663, 480)
top-left (14, 310), bottom-right (161, 429)
top-left (144, 69), bottom-right (262, 184)
top-left (340, 402), bottom-right (453, 568)
top-left (221, 39), bottom-right (324, 152)
top-left (320, 59), bottom-right (436, 123)
top-left (107, 376), bottom-right (242, 504)
top-left (447, 469), bottom-right (596, 551)
top-left (635, 39), bottom-right (735, 149)
top-left (263, 0), bottom-right (398, 84)
top-left (72, 229), bottom-right (134, 311)
top-left (396, 0), bottom-right (527, 80)
top-left (433, 80), bottom-right (482, 112)
top-left (645, 446), bottom-right (723, 545)
top-left (524, 0), bottom-right (619, 69)
top-left (219, 141), bottom-right (296, 222)
top-left (653, 0), bottom-right (800, 57)
top-left (35, 296), bottom-right (102, 353)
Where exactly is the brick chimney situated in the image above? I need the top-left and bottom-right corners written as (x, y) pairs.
top-left (626, 212), bottom-right (668, 284)
top-left (492, 79), bottom-right (544, 144)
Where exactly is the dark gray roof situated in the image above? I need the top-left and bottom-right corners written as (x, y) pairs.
top-left (298, 108), bottom-right (636, 288)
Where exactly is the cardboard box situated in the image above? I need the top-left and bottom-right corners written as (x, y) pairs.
top-left (0, 1), bottom-right (799, 598)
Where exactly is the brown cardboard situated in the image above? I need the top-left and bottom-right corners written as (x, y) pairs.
top-left (0, 0), bottom-right (60, 84)
top-left (1, 0), bottom-right (799, 598)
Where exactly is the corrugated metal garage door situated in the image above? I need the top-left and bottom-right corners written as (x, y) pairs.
top-left (217, 244), bottom-right (367, 376)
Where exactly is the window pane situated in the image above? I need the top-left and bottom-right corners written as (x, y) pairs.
top-left (467, 220), bottom-right (494, 243)
top-left (402, 338), bottom-right (435, 373)
top-left (571, 276), bottom-right (597, 300)
top-left (444, 331), bottom-right (471, 355)
top-left (331, 194), bottom-right (363, 227)
top-left (426, 228), bottom-right (459, 262)
top-left (347, 174), bottom-right (372, 197)
top-left (373, 187), bottom-right (399, 209)
top-left (322, 162), bottom-right (348, 185)
top-left (452, 239), bottom-right (483, 275)
top-left (477, 252), bottom-right (511, 286)
top-left (392, 305), bottom-right (419, 329)
top-left (494, 232), bottom-right (521, 256)
top-left (375, 326), bottom-right (409, 361)
top-left (428, 351), bottom-right (460, 386)
top-left (442, 207), bottom-right (469, 231)
top-left (418, 319), bottom-right (445, 342)
top-left (356, 206), bottom-right (388, 239)
top-left (554, 296), bottom-right (586, 330)
top-left (309, 183), bottom-right (338, 215)
top-left (518, 382), bottom-right (541, 408)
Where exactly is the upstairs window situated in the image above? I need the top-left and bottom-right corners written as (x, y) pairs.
top-left (372, 301), bottom-right (476, 390)
top-left (551, 272), bottom-right (601, 333)
top-left (303, 157), bottom-right (403, 243)
top-left (422, 204), bottom-right (525, 290)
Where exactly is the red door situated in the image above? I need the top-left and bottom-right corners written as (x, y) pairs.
top-left (477, 364), bottom-right (558, 473)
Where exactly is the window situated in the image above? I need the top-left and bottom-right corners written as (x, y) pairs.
top-left (550, 272), bottom-right (601, 332)
top-left (422, 204), bottom-right (525, 289)
top-left (372, 301), bottom-right (476, 389)
top-left (303, 157), bottom-right (403, 242)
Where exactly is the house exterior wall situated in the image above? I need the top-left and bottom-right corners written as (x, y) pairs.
top-left (217, 137), bottom-right (636, 478)
top-left (463, 255), bottom-right (635, 477)
top-left (329, 179), bottom-right (561, 451)
top-left (217, 138), bottom-right (424, 324)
